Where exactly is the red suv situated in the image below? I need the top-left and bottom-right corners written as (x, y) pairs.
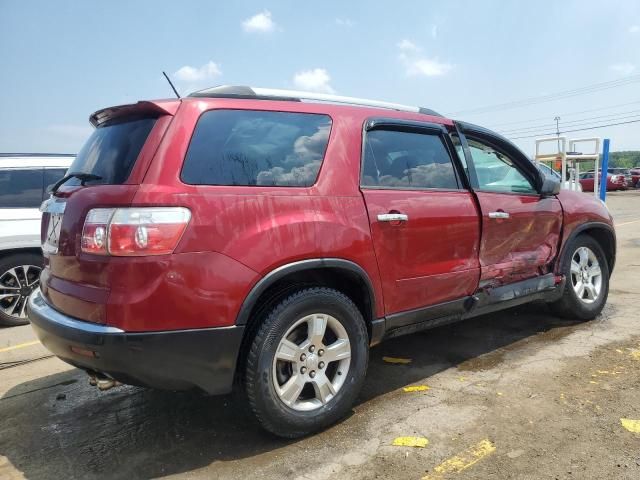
top-left (28, 86), bottom-right (615, 438)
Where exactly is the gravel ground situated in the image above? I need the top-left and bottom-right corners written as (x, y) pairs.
top-left (0, 190), bottom-right (639, 480)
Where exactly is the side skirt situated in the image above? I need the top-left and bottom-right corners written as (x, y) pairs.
top-left (380, 273), bottom-right (564, 341)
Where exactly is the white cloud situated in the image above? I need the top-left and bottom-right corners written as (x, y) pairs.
top-left (397, 38), bottom-right (419, 52)
top-left (242, 10), bottom-right (276, 33)
top-left (397, 39), bottom-right (452, 77)
top-left (174, 61), bottom-right (221, 83)
top-left (173, 61), bottom-right (222, 92)
top-left (610, 62), bottom-right (636, 76)
top-left (293, 68), bottom-right (335, 93)
top-left (335, 18), bottom-right (355, 27)
top-left (403, 57), bottom-right (452, 76)
top-left (629, 25), bottom-right (640, 33)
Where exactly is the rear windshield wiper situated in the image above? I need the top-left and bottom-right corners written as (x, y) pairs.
top-left (49, 172), bottom-right (103, 193)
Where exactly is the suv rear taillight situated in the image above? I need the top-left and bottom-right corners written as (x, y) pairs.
top-left (81, 207), bottom-right (191, 256)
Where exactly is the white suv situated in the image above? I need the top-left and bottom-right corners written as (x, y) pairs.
top-left (0, 154), bottom-right (73, 326)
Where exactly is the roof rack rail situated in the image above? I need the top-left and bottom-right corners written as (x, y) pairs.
top-left (188, 85), bottom-right (442, 117)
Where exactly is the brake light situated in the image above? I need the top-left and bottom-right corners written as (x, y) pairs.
top-left (81, 208), bottom-right (113, 255)
top-left (81, 207), bottom-right (191, 256)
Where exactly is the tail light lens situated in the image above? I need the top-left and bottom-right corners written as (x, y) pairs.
top-left (81, 208), bottom-right (114, 255)
top-left (81, 207), bottom-right (191, 256)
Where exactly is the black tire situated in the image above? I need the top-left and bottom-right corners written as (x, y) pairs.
top-left (0, 252), bottom-right (43, 327)
top-left (548, 234), bottom-right (609, 320)
top-left (245, 287), bottom-right (369, 438)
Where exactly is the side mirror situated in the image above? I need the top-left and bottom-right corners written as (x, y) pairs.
top-left (540, 175), bottom-right (561, 196)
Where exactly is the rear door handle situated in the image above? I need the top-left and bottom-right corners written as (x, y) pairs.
top-left (488, 211), bottom-right (510, 219)
top-left (377, 213), bottom-right (409, 222)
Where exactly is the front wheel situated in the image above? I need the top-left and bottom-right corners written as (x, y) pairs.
top-left (549, 235), bottom-right (609, 320)
top-left (244, 287), bottom-right (369, 438)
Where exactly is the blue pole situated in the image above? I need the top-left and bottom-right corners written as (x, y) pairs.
top-left (599, 138), bottom-right (610, 202)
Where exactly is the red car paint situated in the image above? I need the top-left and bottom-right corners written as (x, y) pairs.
top-left (38, 96), bottom-right (613, 337)
top-left (579, 173), bottom-right (626, 191)
top-left (473, 192), bottom-right (562, 286)
top-left (630, 168), bottom-right (640, 187)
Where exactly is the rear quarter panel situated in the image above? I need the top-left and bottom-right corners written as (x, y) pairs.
top-left (131, 100), bottom-right (392, 326)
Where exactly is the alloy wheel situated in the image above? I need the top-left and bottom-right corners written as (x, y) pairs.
top-left (272, 313), bottom-right (351, 412)
top-left (0, 265), bottom-right (42, 320)
top-left (570, 246), bottom-right (602, 304)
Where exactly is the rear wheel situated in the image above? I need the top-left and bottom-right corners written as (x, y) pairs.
top-left (549, 235), bottom-right (609, 320)
top-left (245, 287), bottom-right (369, 438)
top-left (0, 252), bottom-right (43, 327)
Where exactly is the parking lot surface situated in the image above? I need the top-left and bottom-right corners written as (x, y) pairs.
top-left (1, 191), bottom-right (639, 480)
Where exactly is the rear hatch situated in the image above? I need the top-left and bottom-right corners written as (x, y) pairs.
top-left (40, 100), bottom-right (178, 324)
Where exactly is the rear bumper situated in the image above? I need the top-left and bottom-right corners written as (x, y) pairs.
top-left (27, 289), bottom-right (244, 394)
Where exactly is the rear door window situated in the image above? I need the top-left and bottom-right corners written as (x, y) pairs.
top-left (0, 168), bottom-right (44, 208)
top-left (67, 117), bottom-right (157, 185)
top-left (361, 129), bottom-right (459, 189)
top-left (181, 110), bottom-right (332, 187)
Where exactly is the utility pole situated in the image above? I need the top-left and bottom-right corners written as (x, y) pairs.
top-left (554, 116), bottom-right (561, 152)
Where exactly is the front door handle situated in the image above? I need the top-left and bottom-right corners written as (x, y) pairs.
top-left (377, 213), bottom-right (409, 222)
top-left (488, 211), bottom-right (510, 219)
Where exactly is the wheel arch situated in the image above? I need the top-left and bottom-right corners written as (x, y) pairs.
top-left (557, 222), bottom-right (616, 276)
top-left (236, 258), bottom-right (383, 345)
top-left (0, 247), bottom-right (43, 261)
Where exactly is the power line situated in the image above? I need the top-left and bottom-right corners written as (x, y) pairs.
top-left (450, 75), bottom-right (640, 116)
top-left (508, 118), bottom-right (640, 140)
top-left (484, 99), bottom-right (640, 128)
top-left (499, 109), bottom-right (640, 134)
top-left (498, 110), bottom-right (640, 135)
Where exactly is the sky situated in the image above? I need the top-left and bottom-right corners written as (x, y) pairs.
top-left (1, 0), bottom-right (639, 157)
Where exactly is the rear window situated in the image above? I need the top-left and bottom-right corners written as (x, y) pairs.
top-left (181, 110), bottom-right (332, 187)
top-left (67, 117), bottom-right (157, 185)
top-left (0, 168), bottom-right (44, 208)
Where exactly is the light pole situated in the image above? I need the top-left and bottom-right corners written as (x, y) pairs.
top-left (554, 116), bottom-right (561, 152)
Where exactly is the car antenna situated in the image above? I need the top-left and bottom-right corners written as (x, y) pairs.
top-left (162, 71), bottom-right (181, 98)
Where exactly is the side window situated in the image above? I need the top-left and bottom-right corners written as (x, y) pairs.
top-left (0, 169), bottom-right (44, 208)
top-left (181, 110), bottom-right (332, 187)
top-left (467, 139), bottom-right (536, 194)
top-left (361, 129), bottom-right (458, 189)
top-left (43, 168), bottom-right (68, 199)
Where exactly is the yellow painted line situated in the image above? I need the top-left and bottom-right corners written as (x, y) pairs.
top-left (403, 385), bottom-right (430, 392)
top-left (621, 419), bottom-right (640, 433)
top-left (615, 219), bottom-right (640, 227)
top-left (0, 340), bottom-right (40, 353)
top-left (422, 439), bottom-right (496, 480)
top-left (383, 356), bottom-right (412, 364)
top-left (392, 436), bottom-right (429, 448)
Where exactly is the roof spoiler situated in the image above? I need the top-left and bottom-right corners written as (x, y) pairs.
top-left (89, 100), bottom-right (180, 127)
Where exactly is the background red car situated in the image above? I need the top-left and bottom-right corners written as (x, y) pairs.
top-left (579, 171), bottom-right (627, 191)
top-left (630, 167), bottom-right (640, 187)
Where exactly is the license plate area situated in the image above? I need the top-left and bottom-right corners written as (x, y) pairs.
top-left (41, 197), bottom-right (66, 255)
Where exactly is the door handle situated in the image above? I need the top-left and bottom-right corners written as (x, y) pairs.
top-left (377, 213), bottom-right (409, 222)
top-left (488, 211), bottom-right (510, 219)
